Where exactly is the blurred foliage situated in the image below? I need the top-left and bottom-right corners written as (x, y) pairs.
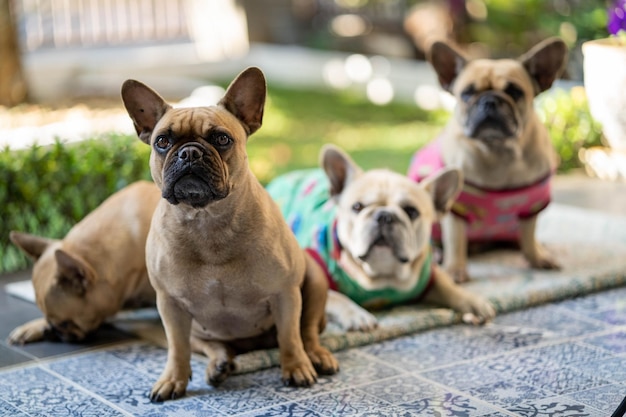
top-left (0, 136), bottom-right (152, 273)
top-left (0, 84), bottom-right (604, 273)
top-left (536, 86), bottom-right (604, 171)
top-left (465, 0), bottom-right (609, 57)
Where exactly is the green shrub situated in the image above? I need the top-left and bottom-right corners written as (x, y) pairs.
top-left (536, 86), bottom-right (604, 172)
top-left (0, 135), bottom-right (151, 273)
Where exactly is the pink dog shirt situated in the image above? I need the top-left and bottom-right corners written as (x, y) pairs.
top-left (408, 140), bottom-right (551, 242)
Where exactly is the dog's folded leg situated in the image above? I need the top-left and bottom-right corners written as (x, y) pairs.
top-left (271, 286), bottom-right (318, 387)
top-left (519, 215), bottom-right (561, 270)
top-left (441, 213), bottom-right (470, 282)
top-left (422, 265), bottom-right (495, 324)
top-left (150, 294), bottom-right (193, 402)
top-left (300, 254), bottom-right (340, 375)
top-left (190, 336), bottom-right (235, 386)
top-left (7, 318), bottom-right (49, 344)
top-left (326, 290), bottom-right (378, 332)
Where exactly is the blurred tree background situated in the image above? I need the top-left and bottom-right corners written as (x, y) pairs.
top-left (243, 0), bottom-right (609, 80)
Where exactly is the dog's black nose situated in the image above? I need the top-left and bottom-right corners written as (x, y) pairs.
top-left (178, 145), bottom-right (203, 162)
top-left (477, 93), bottom-right (504, 115)
top-left (375, 211), bottom-right (396, 225)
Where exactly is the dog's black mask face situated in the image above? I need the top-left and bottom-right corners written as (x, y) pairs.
top-left (461, 84), bottom-right (523, 144)
top-left (155, 126), bottom-right (233, 208)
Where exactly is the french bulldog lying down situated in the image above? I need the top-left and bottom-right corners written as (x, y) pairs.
top-left (267, 145), bottom-right (495, 331)
top-left (409, 38), bottom-right (568, 283)
top-left (121, 67), bottom-right (339, 402)
top-left (8, 181), bottom-right (160, 344)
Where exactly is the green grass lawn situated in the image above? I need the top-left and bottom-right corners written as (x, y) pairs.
top-left (247, 85), bottom-right (448, 184)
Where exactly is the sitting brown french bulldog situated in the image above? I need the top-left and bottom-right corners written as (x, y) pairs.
top-left (8, 181), bottom-right (160, 344)
top-left (408, 38), bottom-right (568, 282)
top-left (121, 67), bottom-right (339, 402)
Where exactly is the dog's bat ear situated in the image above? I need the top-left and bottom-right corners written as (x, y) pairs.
top-left (520, 37), bottom-right (568, 95)
top-left (428, 41), bottom-right (467, 92)
top-left (421, 168), bottom-right (462, 217)
top-left (321, 144), bottom-right (362, 196)
top-left (9, 231), bottom-right (56, 261)
top-left (54, 250), bottom-right (94, 297)
top-left (121, 80), bottom-right (172, 144)
top-left (219, 67), bottom-right (266, 136)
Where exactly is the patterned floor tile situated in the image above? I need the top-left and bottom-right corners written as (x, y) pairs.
top-left (513, 364), bottom-right (611, 396)
top-left (46, 351), bottom-right (224, 416)
top-left (194, 376), bottom-right (293, 416)
top-left (582, 331), bottom-right (626, 355)
top-left (466, 379), bottom-right (555, 408)
top-left (567, 384), bottom-right (626, 413)
top-left (358, 374), bottom-right (445, 405)
top-left (588, 308), bottom-right (626, 326)
top-left (418, 362), bottom-right (504, 392)
top-left (558, 287), bottom-right (626, 315)
top-left (245, 350), bottom-right (400, 402)
top-left (234, 402), bottom-right (327, 417)
top-left (0, 366), bottom-right (125, 416)
top-left (568, 355), bottom-right (626, 383)
top-left (526, 342), bottom-right (614, 366)
top-left (492, 305), bottom-right (606, 338)
top-left (0, 400), bottom-right (29, 417)
top-left (506, 396), bottom-right (605, 417)
top-left (297, 388), bottom-right (416, 417)
top-left (397, 390), bottom-right (501, 416)
top-left (358, 326), bottom-right (506, 373)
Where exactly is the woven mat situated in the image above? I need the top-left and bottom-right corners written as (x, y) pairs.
top-left (7, 204), bottom-right (626, 374)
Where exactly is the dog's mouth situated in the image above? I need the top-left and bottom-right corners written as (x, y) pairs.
top-left (465, 93), bottom-right (519, 142)
top-left (467, 115), bottom-right (516, 141)
top-left (163, 172), bottom-right (229, 208)
top-left (359, 233), bottom-right (410, 264)
top-left (44, 320), bottom-right (89, 343)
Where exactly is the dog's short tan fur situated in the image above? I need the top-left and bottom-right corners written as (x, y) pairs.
top-left (320, 146), bottom-right (495, 330)
top-left (122, 67), bottom-right (338, 402)
top-left (8, 181), bottom-right (159, 344)
top-left (429, 38), bottom-right (567, 282)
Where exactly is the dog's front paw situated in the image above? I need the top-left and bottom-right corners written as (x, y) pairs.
top-left (8, 319), bottom-right (48, 344)
top-left (206, 358), bottom-right (236, 387)
top-left (445, 264), bottom-right (470, 283)
top-left (281, 355), bottom-right (317, 387)
top-left (149, 367), bottom-right (191, 402)
top-left (306, 346), bottom-right (339, 376)
top-left (334, 308), bottom-right (378, 332)
top-left (457, 295), bottom-right (496, 325)
top-left (526, 249), bottom-right (561, 270)
top-left (326, 290), bottom-right (378, 332)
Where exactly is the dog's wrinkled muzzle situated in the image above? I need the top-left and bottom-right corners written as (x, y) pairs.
top-left (162, 143), bottom-right (229, 208)
top-left (359, 210), bottom-right (410, 263)
top-left (465, 93), bottom-right (518, 141)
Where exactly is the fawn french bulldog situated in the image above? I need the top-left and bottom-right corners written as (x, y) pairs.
top-left (121, 67), bottom-right (339, 402)
top-left (409, 38), bottom-right (568, 282)
top-left (8, 181), bottom-right (159, 344)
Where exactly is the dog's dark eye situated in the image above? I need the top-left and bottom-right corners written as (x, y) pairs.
top-left (403, 205), bottom-right (420, 220)
top-left (155, 135), bottom-right (170, 151)
top-left (461, 86), bottom-right (476, 102)
top-left (504, 83), bottom-right (524, 101)
top-left (352, 202), bottom-right (365, 213)
top-left (212, 132), bottom-right (232, 148)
